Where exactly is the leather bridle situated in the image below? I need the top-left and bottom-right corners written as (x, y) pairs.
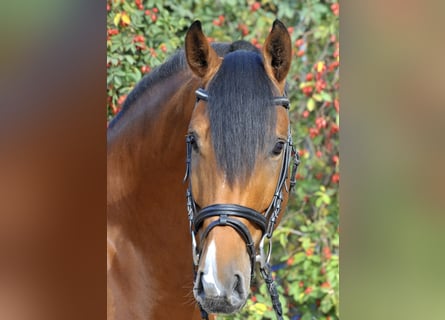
top-left (184, 88), bottom-right (300, 320)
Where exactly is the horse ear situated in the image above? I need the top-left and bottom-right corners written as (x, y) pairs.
top-left (185, 21), bottom-right (221, 79)
top-left (262, 20), bottom-right (292, 86)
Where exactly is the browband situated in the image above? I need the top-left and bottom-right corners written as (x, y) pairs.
top-left (195, 88), bottom-right (290, 109)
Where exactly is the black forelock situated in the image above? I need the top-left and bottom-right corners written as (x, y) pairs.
top-left (206, 50), bottom-right (277, 185)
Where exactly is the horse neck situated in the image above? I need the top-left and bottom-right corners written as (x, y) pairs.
top-left (107, 70), bottom-right (199, 222)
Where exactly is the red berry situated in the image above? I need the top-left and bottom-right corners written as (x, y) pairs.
top-left (315, 117), bottom-right (327, 129)
top-left (250, 2), bottom-right (261, 12)
top-left (331, 173), bottom-right (340, 184)
top-left (133, 35), bottom-right (145, 43)
top-left (315, 79), bottom-right (326, 93)
top-left (295, 38), bottom-right (304, 47)
top-left (117, 94), bottom-right (127, 106)
top-left (111, 104), bottom-right (121, 115)
top-left (141, 65), bottom-right (150, 73)
top-left (334, 99), bottom-right (340, 112)
top-left (151, 14), bottom-right (157, 22)
top-left (331, 3), bottom-right (339, 16)
top-left (286, 257), bottom-right (294, 266)
top-left (107, 29), bottom-right (119, 36)
top-left (302, 86), bottom-right (313, 97)
top-left (302, 110), bottom-right (309, 118)
top-left (153, 7), bottom-right (158, 13)
top-left (330, 123), bottom-right (339, 135)
top-left (328, 61), bottom-right (339, 72)
top-left (304, 287), bottom-right (313, 295)
top-left (306, 73), bottom-right (313, 81)
top-left (323, 247), bottom-right (332, 259)
top-left (238, 24), bottom-right (249, 36)
top-left (309, 127), bottom-right (319, 138)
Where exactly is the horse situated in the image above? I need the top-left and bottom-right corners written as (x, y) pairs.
top-left (107, 20), bottom-right (297, 320)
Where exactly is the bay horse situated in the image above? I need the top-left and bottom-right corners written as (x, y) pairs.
top-left (107, 20), bottom-right (297, 319)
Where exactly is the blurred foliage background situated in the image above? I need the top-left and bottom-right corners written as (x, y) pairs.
top-left (107, 1), bottom-right (339, 319)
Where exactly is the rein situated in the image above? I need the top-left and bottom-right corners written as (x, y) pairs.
top-left (184, 88), bottom-right (300, 320)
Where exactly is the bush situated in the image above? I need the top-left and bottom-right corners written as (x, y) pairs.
top-left (107, 1), bottom-right (339, 319)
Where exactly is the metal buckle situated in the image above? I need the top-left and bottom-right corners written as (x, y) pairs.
top-left (256, 234), bottom-right (272, 269)
top-left (190, 228), bottom-right (200, 266)
top-left (195, 88), bottom-right (209, 101)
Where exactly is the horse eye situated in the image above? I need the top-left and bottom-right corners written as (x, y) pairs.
top-left (187, 134), bottom-right (199, 152)
top-left (272, 141), bottom-right (285, 156)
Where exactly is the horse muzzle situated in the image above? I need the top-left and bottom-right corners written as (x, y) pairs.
top-left (194, 269), bottom-right (248, 314)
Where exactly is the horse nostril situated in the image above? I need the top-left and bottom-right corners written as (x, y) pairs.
top-left (233, 274), bottom-right (244, 297)
top-left (196, 272), bottom-right (205, 297)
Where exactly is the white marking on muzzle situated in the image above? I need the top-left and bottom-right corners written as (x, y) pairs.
top-left (202, 240), bottom-right (222, 296)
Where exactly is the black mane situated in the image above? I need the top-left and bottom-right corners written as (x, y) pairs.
top-left (107, 49), bottom-right (187, 129)
top-left (108, 41), bottom-right (259, 129)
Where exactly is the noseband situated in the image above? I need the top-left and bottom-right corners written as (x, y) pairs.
top-left (184, 88), bottom-right (300, 320)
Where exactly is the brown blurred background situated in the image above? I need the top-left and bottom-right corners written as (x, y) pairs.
top-left (0, 1), bottom-right (106, 320)
top-left (0, 0), bottom-right (444, 319)
top-left (341, 1), bottom-right (445, 319)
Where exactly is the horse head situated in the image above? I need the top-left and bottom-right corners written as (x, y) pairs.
top-left (184, 20), bottom-right (294, 315)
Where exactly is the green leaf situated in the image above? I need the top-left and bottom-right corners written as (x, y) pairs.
top-left (301, 311), bottom-right (313, 320)
top-left (307, 98), bottom-right (315, 111)
top-left (293, 252), bottom-right (306, 264)
top-left (124, 55), bottom-right (136, 64)
top-left (312, 93), bottom-right (323, 102)
top-left (321, 91), bottom-right (333, 102)
top-left (113, 13), bottom-right (121, 26)
top-left (320, 295), bottom-right (333, 313)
